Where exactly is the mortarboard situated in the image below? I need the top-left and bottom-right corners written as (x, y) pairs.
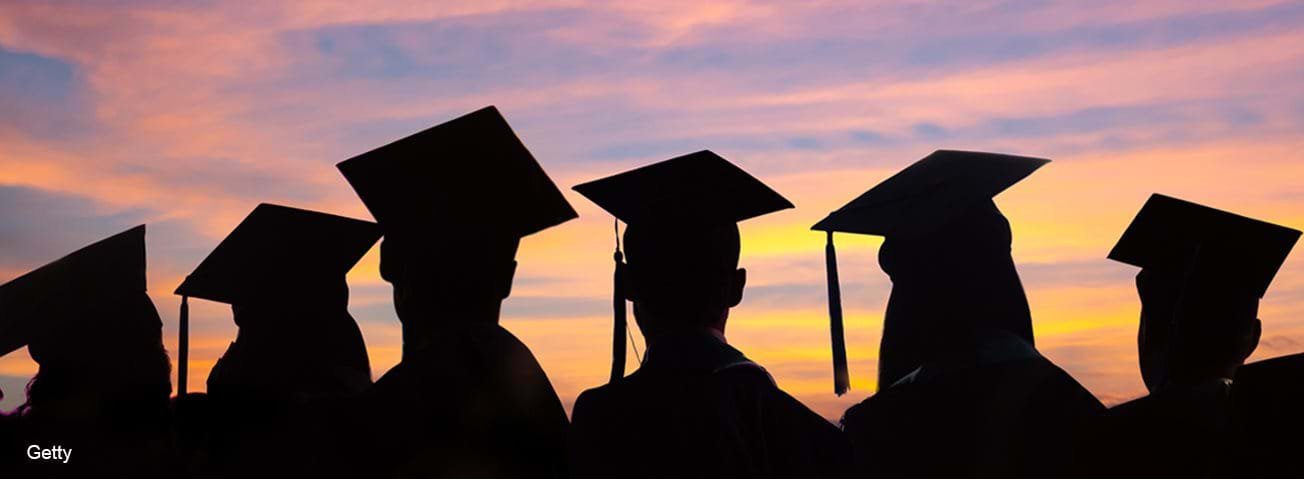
top-left (573, 150), bottom-right (794, 227)
top-left (573, 150), bottom-right (794, 384)
top-left (0, 225), bottom-right (147, 359)
top-left (811, 150), bottom-right (1050, 395)
top-left (1108, 194), bottom-right (1299, 299)
top-left (175, 204), bottom-right (381, 304)
top-left (172, 204), bottom-right (380, 395)
top-left (813, 150), bottom-right (1050, 237)
top-left (336, 105), bottom-right (577, 239)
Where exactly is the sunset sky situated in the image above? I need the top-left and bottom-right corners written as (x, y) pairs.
top-left (1, 1), bottom-right (1303, 419)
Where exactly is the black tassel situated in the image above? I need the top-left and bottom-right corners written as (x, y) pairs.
top-left (178, 295), bottom-right (189, 397)
top-left (609, 249), bottom-right (628, 383)
top-left (826, 232), bottom-right (850, 396)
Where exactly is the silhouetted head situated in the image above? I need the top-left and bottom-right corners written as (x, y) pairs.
top-left (230, 277), bottom-right (352, 327)
top-left (573, 150), bottom-right (793, 359)
top-left (175, 204), bottom-right (380, 400)
top-left (23, 291), bottom-right (172, 428)
top-left (1135, 268), bottom-right (1261, 393)
top-left (208, 277), bottom-right (372, 401)
top-left (337, 106), bottom-right (577, 357)
top-left (1107, 194), bottom-right (1299, 393)
top-left (622, 223), bottom-right (747, 343)
top-left (0, 225), bottom-right (169, 426)
top-left (380, 232), bottom-right (520, 326)
top-left (876, 200), bottom-right (1034, 385)
top-left (812, 150), bottom-right (1050, 390)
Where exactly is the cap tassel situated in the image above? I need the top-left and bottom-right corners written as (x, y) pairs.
top-left (178, 295), bottom-right (190, 397)
top-left (609, 248), bottom-right (628, 383)
top-left (826, 232), bottom-right (850, 396)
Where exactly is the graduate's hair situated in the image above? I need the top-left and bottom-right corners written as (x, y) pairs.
top-left (623, 222), bottom-right (741, 326)
top-left (875, 201), bottom-right (1035, 384)
top-left (19, 292), bottom-right (172, 430)
top-left (379, 230), bottom-right (520, 287)
top-left (1137, 266), bottom-right (1261, 382)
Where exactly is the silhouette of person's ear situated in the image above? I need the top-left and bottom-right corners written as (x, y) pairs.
top-left (1243, 317), bottom-right (1262, 362)
top-left (1215, 297), bottom-right (1262, 367)
top-left (496, 260), bottom-right (518, 300)
top-left (725, 268), bottom-right (746, 308)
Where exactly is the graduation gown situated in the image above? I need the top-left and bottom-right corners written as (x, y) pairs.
top-left (569, 331), bottom-right (852, 479)
top-left (842, 333), bottom-right (1104, 479)
top-left (1095, 378), bottom-right (1234, 479)
top-left (0, 409), bottom-right (20, 473)
top-left (1, 394), bottom-right (177, 478)
top-left (183, 306), bottom-right (373, 477)
top-left (1227, 352), bottom-right (1304, 478)
top-left (355, 322), bottom-right (569, 479)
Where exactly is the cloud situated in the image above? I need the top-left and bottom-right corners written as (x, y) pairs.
top-left (503, 296), bottom-right (608, 320)
top-left (0, 373), bottom-right (31, 413)
top-left (0, 45), bottom-right (95, 141)
top-left (1018, 259), bottom-right (1136, 290)
top-left (0, 185), bottom-right (151, 273)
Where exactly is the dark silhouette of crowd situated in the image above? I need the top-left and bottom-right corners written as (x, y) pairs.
top-left (0, 106), bottom-right (1299, 478)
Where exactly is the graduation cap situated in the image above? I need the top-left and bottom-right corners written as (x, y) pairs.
top-left (811, 150), bottom-right (1050, 395)
top-left (336, 105), bottom-right (577, 239)
top-left (1108, 194), bottom-right (1300, 299)
top-left (573, 150), bottom-right (793, 384)
top-left (172, 204), bottom-right (381, 395)
top-left (0, 225), bottom-right (147, 359)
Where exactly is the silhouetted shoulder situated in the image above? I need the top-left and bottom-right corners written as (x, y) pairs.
top-left (362, 323), bottom-right (569, 478)
top-left (1228, 352), bottom-right (1304, 477)
top-left (1098, 378), bottom-right (1235, 479)
top-left (0, 411), bottom-right (16, 471)
top-left (571, 377), bottom-right (622, 415)
top-left (571, 360), bottom-right (849, 479)
top-left (847, 356), bottom-right (1101, 420)
top-left (572, 363), bottom-right (776, 423)
top-left (1232, 352), bottom-right (1304, 436)
top-left (844, 357), bottom-right (1101, 479)
top-left (569, 380), bottom-right (627, 451)
top-left (1233, 351), bottom-right (1304, 400)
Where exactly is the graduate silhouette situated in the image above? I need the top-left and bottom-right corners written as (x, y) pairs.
top-left (178, 204), bottom-right (377, 405)
top-left (568, 151), bottom-right (852, 479)
top-left (337, 105), bottom-right (575, 478)
top-left (816, 150), bottom-right (1104, 479)
top-left (1100, 194), bottom-right (1300, 479)
top-left (0, 225), bottom-right (175, 477)
top-left (173, 203), bottom-right (380, 476)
